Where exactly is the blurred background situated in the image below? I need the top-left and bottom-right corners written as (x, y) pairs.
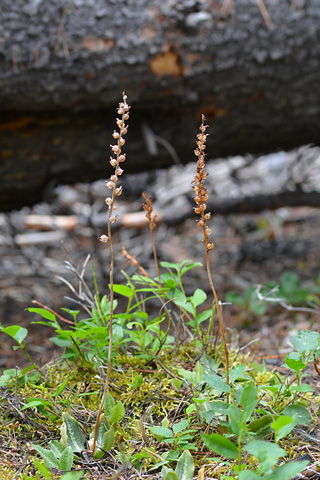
top-left (1, 0), bottom-right (319, 370)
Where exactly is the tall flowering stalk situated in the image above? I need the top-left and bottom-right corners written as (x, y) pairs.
top-left (92, 93), bottom-right (130, 453)
top-left (192, 115), bottom-right (229, 392)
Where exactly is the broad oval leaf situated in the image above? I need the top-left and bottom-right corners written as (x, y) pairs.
top-left (202, 374), bottom-right (231, 394)
top-left (2, 325), bottom-right (28, 345)
top-left (201, 432), bottom-right (238, 459)
top-left (282, 404), bottom-right (311, 424)
top-left (175, 449), bottom-right (194, 480)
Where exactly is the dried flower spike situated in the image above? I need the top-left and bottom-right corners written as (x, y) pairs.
top-left (192, 115), bottom-right (213, 252)
top-left (142, 192), bottom-right (157, 230)
top-left (192, 114), bottom-right (229, 396)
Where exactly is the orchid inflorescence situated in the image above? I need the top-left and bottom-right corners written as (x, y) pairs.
top-left (98, 92), bottom-right (130, 243)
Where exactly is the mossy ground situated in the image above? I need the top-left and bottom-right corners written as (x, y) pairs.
top-left (1, 340), bottom-right (319, 480)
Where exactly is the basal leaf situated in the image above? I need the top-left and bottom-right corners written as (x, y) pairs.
top-left (201, 433), bottom-right (238, 459)
top-left (175, 450), bottom-right (194, 480)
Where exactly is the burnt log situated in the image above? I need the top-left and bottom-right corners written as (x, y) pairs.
top-left (1, 0), bottom-right (320, 211)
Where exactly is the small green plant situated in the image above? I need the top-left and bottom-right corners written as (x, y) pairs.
top-left (149, 416), bottom-right (198, 453)
top-left (161, 450), bottom-right (194, 480)
top-left (200, 378), bottom-right (310, 479)
top-left (31, 392), bottom-right (124, 470)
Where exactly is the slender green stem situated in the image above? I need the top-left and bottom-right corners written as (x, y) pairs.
top-left (205, 246), bottom-right (230, 398)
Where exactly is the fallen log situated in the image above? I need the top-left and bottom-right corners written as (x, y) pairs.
top-left (1, 0), bottom-right (320, 211)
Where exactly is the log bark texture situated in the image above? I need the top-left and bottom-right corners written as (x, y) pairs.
top-left (1, 0), bottom-right (320, 211)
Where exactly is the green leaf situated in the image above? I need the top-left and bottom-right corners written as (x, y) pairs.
top-left (228, 404), bottom-right (244, 437)
top-left (94, 425), bottom-right (115, 459)
top-left (201, 433), bottom-right (238, 460)
top-left (150, 426), bottom-right (173, 441)
top-left (197, 309), bottom-right (213, 324)
top-left (165, 278), bottom-right (178, 288)
top-left (172, 419), bottom-right (188, 434)
top-left (226, 291), bottom-right (245, 306)
top-left (244, 440), bottom-right (285, 474)
top-left (109, 401), bottom-right (125, 425)
top-left (61, 413), bottom-right (85, 453)
top-left (285, 352), bottom-right (306, 372)
top-left (27, 308), bottom-right (57, 322)
top-left (164, 472), bottom-right (179, 480)
top-left (292, 330), bottom-right (319, 354)
top-left (59, 446), bottom-right (74, 471)
top-left (180, 261), bottom-right (202, 275)
top-left (190, 289), bottom-right (207, 308)
top-left (288, 383), bottom-right (313, 392)
top-left (201, 353), bottom-right (218, 373)
top-left (1, 325), bottom-right (28, 345)
top-left (238, 471), bottom-right (261, 480)
top-left (248, 414), bottom-right (274, 436)
top-left (202, 374), bottom-right (231, 394)
top-left (104, 392), bottom-right (116, 418)
top-left (175, 450), bottom-right (194, 480)
top-left (263, 460), bottom-right (309, 480)
top-left (271, 415), bottom-right (297, 441)
top-left (52, 379), bottom-right (68, 397)
top-left (280, 271), bottom-right (300, 295)
top-left (60, 472), bottom-right (85, 480)
top-left (112, 284), bottom-right (134, 297)
top-left (160, 261), bottom-right (181, 271)
top-left (92, 414), bottom-right (109, 449)
top-left (229, 364), bottom-right (246, 383)
top-left (48, 440), bottom-right (65, 459)
top-left (241, 381), bottom-right (258, 422)
top-left (0, 369), bottom-right (17, 386)
top-left (21, 398), bottom-right (51, 411)
top-left (32, 443), bottom-right (61, 469)
top-left (32, 459), bottom-right (53, 480)
top-left (282, 405), bottom-right (311, 424)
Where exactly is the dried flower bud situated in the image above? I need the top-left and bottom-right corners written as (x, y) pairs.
top-left (98, 235), bottom-right (109, 243)
top-left (205, 227), bottom-right (211, 236)
top-left (116, 118), bottom-right (124, 128)
top-left (119, 154), bottom-right (126, 162)
top-left (204, 213), bottom-right (211, 220)
top-left (121, 127), bottom-right (128, 135)
top-left (110, 175), bottom-right (118, 182)
top-left (117, 108), bottom-right (124, 115)
top-left (115, 167), bottom-right (123, 176)
top-left (198, 219), bottom-right (205, 227)
top-left (112, 131), bottom-right (120, 139)
top-left (110, 158), bottom-right (117, 167)
top-left (207, 242), bottom-right (214, 250)
top-left (119, 138), bottom-right (125, 146)
top-left (106, 181), bottom-right (114, 189)
top-left (115, 186), bottom-right (123, 196)
top-left (105, 197), bottom-right (112, 205)
top-left (111, 145), bottom-right (121, 154)
top-left (123, 113), bottom-right (129, 120)
top-left (109, 216), bottom-right (117, 224)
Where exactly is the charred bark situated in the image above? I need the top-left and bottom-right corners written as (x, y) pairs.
top-left (1, 0), bottom-right (320, 210)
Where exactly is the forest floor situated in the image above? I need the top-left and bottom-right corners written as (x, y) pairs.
top-left (0, 151), bottom-right (319, 374)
